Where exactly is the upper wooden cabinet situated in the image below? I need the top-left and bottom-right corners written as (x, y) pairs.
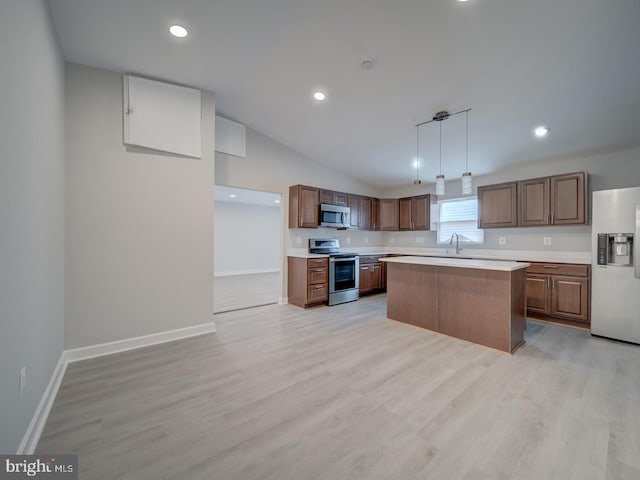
top-left (551, 172), bottom-right (587, 225)
top-left (359, 197), bottom-right (373, 229)
top-left (519, 177), bottom-right (550, 226)
top-left (378, 199), bottom-right (399, 231)
top-left (478, 182), bottom-right (518, 228)
top-left (348, 195), bottom-right (360, 228)
top-left (319, 189), bottom-right (348, 206)
top-left (399, 194), bottom-right (432, 231)
top-left (289, 185), bottom-right (319, 228)
top-left (518, 172), bottom-right (588, 226)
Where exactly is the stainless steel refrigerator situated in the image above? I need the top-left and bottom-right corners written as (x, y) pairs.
top-left (591, 187), bottom-right (640, 344)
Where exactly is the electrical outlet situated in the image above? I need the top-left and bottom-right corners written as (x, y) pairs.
top-left (364, 237), bottom-right (369, 244)
top-left (544, 236), bottom-right (552, 246)
top-left (19, 367), bottom-right (26, 397)
top-left (499, 236), bottom-right (506, 245)
top-left (389, 237), bottom-right (395, 243)
top-left (346, 237), bottom-right (351, 244)
top-left (295, 236), bottom-right (302, 245)
top-left (416, 237), bottom-right (425, 243)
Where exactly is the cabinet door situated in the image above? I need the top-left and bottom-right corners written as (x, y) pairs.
top-left (289, 185), bottom-right (319, 228)
top-left (399, 198), bottom-right (413, 230)
top-left (359, 265), bottom-right (371, 293)
top-left (413, 195), bottom-right (431, 230)
top-left (299, 186), bottom-right (319, 227)
top-left (478, 182), bottom-right (518, 228)
top-left (372, 198), bottom-right (380, 230)
top-left (334, 191), bottom-right (348, 206)
top-left (519, 178), bottom-right (550, 226)
top-left (349, 195), bottom-right (360, 228)
top-left (526, 274), bottom-right (551, 315)
top-left (371, 263), bottom-right (382, 290)
top-left (359, 197), bottom-right (372, 229)
top-left (319, 189), bottom-right (334, 205)
top-left (551, 276), bottom-right (589, 322)
top-left (551, 172), bottom-right (586, 225)
top-left (379, 199), bottom-right (399, 231)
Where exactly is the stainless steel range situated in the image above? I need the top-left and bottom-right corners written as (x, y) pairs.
top-left (309, 239), bottom-right (359, 306)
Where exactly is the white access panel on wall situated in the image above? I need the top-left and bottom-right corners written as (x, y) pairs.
top-left (215, 116), bottom-right (246, 158)
top-left (124, 75), bottom-right (201, 158)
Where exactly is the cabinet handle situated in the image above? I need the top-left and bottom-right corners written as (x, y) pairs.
top-left (547, 277), bottom-right (551, 288)
top-left (300, 216), bottom-right (303, 225)
top-left (543, 265), bottom-right (559, 269)
top-left (551, 213), bottom-right (555, 224)
top-left (550, 278), bottom-right (554, 289)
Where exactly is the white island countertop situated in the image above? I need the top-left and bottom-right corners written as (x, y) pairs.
top-left (381, 256), bottom-right (530, 272)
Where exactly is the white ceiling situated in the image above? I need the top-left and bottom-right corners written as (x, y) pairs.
top-left (49, 0), bottom-right (640, 189)
top-left (215, 185), bottom-right (281, 207)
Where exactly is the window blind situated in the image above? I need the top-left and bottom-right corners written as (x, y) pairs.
top-left (437, 197), bottom-right (485, 244)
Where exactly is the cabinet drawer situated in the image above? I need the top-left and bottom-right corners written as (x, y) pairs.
top-left (307, 284), bottom-right (328, 303)
top-left (308, 258), bottom-right (328, 268)
top-left (527, 263), bottom-right (589, 277)
top-left (359, 255), bottom-right (382, 264)
top-left (307, 267), bottom-right (327, 284)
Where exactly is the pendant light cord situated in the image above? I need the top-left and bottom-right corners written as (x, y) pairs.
top-left (439, 121), bottom-right (443, 175)
top-left (465, 110), bottom-right (469, 172)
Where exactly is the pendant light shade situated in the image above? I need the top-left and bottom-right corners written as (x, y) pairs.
top-left (436, 175), bottom-right (446, 195)
top-left (461, 110), bottom-right (473, 195)
top-left (461, 172), bottom-right (472, 195)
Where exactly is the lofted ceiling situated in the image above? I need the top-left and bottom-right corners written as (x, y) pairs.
top-left (49, 0), bottom-right (640, 189)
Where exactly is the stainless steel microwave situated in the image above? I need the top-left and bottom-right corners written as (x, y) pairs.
top-left (320, 203), bottom-right (350, 228)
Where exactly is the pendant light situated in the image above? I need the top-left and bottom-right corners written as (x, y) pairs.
top-left (414, 108), bottom-right (471, 194)
top-left (461, 109), bottom-right (473, 195)
top-left (414, 125), bottom-right (422, 185)
top-left (435, 119), bottom-right (445, 195)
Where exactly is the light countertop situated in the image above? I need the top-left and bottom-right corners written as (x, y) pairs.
top-left (287, 247), bottom-right (591, 264)
top-left (381, 256), bottom-right (530, 271)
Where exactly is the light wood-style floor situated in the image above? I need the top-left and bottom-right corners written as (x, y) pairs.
top-left (214, 272), bottom-right (280, 313)
top-left (38, 295), bottom-right (640, 480)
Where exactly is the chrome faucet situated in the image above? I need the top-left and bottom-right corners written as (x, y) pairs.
top-left (449, 233), bottom-right (463, 254)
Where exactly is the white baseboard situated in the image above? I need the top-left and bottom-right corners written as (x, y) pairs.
top-left (17, 351), bottom-right (68, 454)
top-left (65, 321), bottom-right (217, 363)
top-left (214, 268), bottom-right (280, 277)
top-left (278, 297), bottom-right (288, 305)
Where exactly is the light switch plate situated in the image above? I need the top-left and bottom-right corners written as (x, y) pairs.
top-left (544, 236), bottom-right (552, 245)
top-left (499, 237), bottom-right (506, 245)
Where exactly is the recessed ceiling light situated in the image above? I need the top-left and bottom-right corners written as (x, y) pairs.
top-left (169, 25), bottom-right (188, 38)
top-left (313, 90), bottom-right (326, 102)
top-left (412, 161), bottom-right (421, 168)
top-left (274, 199), bottom-right (281, 204)
top-left (534, 125), bottom-right (549, 138)
top-left (228, 194), bottom-right (236, 198)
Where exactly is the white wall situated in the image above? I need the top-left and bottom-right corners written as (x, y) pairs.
top-left (215, 125), bottom-right (382, 298)
top-left (64, 63), bottom-right (215, 348)
top-left (0, 0), bottom-right (65, 453)
top-left (214, 202), bottom-right (281, 276)
top-left (381, 146), bottom-right (640, 253)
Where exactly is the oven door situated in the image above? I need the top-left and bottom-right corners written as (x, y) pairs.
top-left (329, 256), bottom-right (360, 293)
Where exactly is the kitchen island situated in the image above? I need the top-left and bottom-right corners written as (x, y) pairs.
top-left (381, 256), bottom-right (530, 353)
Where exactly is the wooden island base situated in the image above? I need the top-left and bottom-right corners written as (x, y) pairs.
top-left (384, 259), bottom-right (528, 354)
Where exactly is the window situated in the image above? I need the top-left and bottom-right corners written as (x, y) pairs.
top-left (437, 196), bottom-right (484, 245)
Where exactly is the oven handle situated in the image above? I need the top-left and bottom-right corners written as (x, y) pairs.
top-left (330, 256), bottom-right (358, 262)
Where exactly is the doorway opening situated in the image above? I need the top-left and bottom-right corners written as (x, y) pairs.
top-left (213, 185), bottom-right (282, 313)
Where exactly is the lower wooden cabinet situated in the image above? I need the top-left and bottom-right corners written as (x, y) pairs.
top-left (525, 262), bottom-right (590, 326)
top-left (288, 257), bottom-right (328, 307)
top-left (359, 255), bottom-right (386, 295)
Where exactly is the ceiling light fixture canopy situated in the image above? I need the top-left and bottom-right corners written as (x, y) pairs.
top-left (534, 125), bottom-right (549, 138)
top-left (414, 108), bottom-right (472, 195)
top-left (313, 90), bottom-right (326, 102)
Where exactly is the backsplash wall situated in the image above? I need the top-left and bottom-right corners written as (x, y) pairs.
top-left (383, 226), bottom-right (591, 252)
